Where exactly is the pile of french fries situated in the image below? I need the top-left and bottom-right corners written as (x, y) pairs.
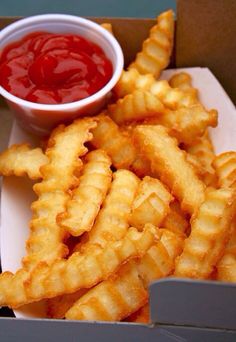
top-left (0, 10), bottom-right (235, 323)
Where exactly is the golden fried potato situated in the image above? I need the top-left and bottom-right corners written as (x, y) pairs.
top-left (128, 10), bottom-right (174, 78)
top-left (162, 200), bottom-right (189, 235)
top-left (216, 222), bottom-right (236, 283)
top-left (144, 104), bottom-right (218, 145)
top-left (23, 118), bottom-right (97, 270)
top-left (126, 303), bottom-right (150, 324)
top-left (150, 79), bottom-right (198, 109)
top-left (114, 70), bottom-right (197, 110)
top-left (133, 125), bottom-right (205, 214)
top-left (91, 113), bottom-right (137, 169)
top-left (47, 290), bottom-right (87, 319)
top-left (0, 225), bottom-right (156, 308)
top-left (185, 131), bottom-right (217, 186)
top-left (214, 151), bottom-right (236, 189)
top-left (65, 261), bottom-right (147, 321)
top-left (169, 72), bottom-right (198, 101)
top-left (0, 144), bottom-right (48, 180)
top-left (101, 23), bottom-right (113, 35)
top-left (129, 176), bottom-right (173, 229)
top-left (175, 188), bottom-right (236, 279)
top-left (108, 90), bottom-right (165, 125)
top-left (114, 69), bottom-right (156, 99)
top-left (82, 169), bottom-right (140, 248)
top-left (58, 150), bottom-right (112, 237)
top-left (137, 229), bottom-right (184, 287)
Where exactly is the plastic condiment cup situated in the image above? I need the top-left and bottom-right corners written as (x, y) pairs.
top-left (0, 14), bottom-right (124, 135)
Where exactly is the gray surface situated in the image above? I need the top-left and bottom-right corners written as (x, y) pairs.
top-left (150, 278), bottom-right (236, 330)
top-left (0, 0), bottom-right (176, 17)
top-left (0, 317), bottom-right (235, 342)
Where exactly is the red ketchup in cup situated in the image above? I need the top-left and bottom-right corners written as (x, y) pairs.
top-left (0, 32), bottom-right (113, 105)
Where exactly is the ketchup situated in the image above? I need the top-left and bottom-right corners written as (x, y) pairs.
top-left (0, 32), bottom-right (113, 104)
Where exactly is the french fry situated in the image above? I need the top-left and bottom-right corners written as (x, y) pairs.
top-left (23, 118), bottom-right (97, 269)
top-left (0, 144), bottom-right (48, 180)
top-left (65, 261), bottom-right (148, 321)
top-left (57, 150), bottom-right (112, 237)
top-left (82, 169), bottom-right (140, 247)
top-left (108, 90), bottom-right (165, 125)
top-left (175, 188), bottom-right (236, 279)
top-left (162, 200), bottom-right (190, 235)
top-left (169, 72), bottom-right (198, 101)
top-left (126, 303), bottom-right (150, 323)
top-left (137, 229), bottom-right (184, 287)
top-left (133, 125), bottom-right (205, 215)
top-left (114, 69), bottom-right (156, 99)
top-left (101, 23), bottom-right (114, 35)
top-left (0, 225), bottom-right (156, 308)
top-left (47, 290), bottom-right (87, 319)
top-left (128, 10), bottom-right (174, 78)
top-left (185, 131), bottom-right (217, 186)
top-left (216, 222), bottom-right (236, 283)
top-left (150, 79), bottom-right (198, 109)
top-left (213, 151), bottom-right (236, 188)
top-left (114, 70), bottom-right (197, 109)
top-left (91, 113), bottom-right (137, 169)
top-left (144, 104), bottom-right (218, 145)
top-left (129, 176), bottom-right (173, 230)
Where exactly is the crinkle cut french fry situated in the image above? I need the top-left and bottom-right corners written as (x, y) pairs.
top-left (133, 125), bottom-right (205, 215)
top-left (0, 225), bottom-right (156, 308)
top-left (185, 131), bottom-right (217, 186)
top-left (169, 72), bottom-right (198, 101)
top-left (82, 169), bottom-right (140, 248)
top-left (114, 70), bottom-right (197, 110)
top-left (114, 69), bottom-right (156, 99)
top-left (23, 118), bottom-right (97, 270)
top-left (129, 176), bottom-right (173, 230)
top-left (126, 303), bottom-right (150, 323)
top-left (144, 104), bottom-right (218, 145)
top-left (101, 23), bottom-right (113, 35)
top-left (213, 152), bottom-right (236, 188)
top-left (108, 90), bottom-right (166, 125)
top-left (175, 188), bottom-right (236, 279)
top-left (0, 144), bottom-right (48, 180)
top-left (47, 290), bottom-right (87, 319)
top-left (137, 229), bottom-right (184, 287)
top-left (216, 221), bottom-right (236, 283)
top-left (91, 114), bottom-right (137, 169)
top-left (128, 10), bottom-right (174, 78)
top-left (150, 79), bottom-right (198, 109)
top-left (58, 150), bottom-right (112, 237)
top-left (162, 200), bottom-right (189, 235)
top-left (65, 261), bottom-right (147, 321)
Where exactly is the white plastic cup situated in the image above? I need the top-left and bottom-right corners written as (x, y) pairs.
top-left (0, 14), bottom-right (124, 135)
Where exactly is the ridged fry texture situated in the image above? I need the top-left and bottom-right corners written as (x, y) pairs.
top-left (58, 150), bottom-right (112, 237)
top-left (65, 261), bottom-right (147, 321)
top-left (175, 188), bottom-right (236, 279)
top-left (108, 90), bottom-right (165, 124)
top-left (0, 144), bottom-right (48, 180)
top-left (214, 152), bottom-right (236, 189)
top-left (129, 176), bottom-right (173, 229)
top-left (23, 118), bottom-right (97, 269)
top-left (0, 225), bottom-right (156, 308)
top-left (128, 10), bottom-right (174, 78)
top-left (133, 125), bottom-right (205, 214)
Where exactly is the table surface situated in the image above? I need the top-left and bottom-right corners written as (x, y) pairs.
top-left (0, 0), bottom-right (176, 18)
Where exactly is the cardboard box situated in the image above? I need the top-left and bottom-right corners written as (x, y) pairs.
top-left (0, 1), bottom-right (236, 340)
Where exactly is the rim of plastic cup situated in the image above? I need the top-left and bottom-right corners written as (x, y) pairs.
top-left (0, 14), bottom-right (124, 111)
